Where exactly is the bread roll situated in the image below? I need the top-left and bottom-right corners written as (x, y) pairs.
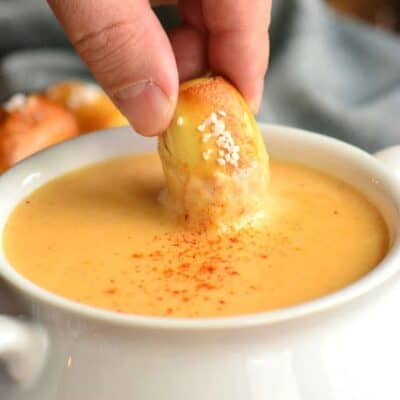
top-left (159, 77), bottom-right (269, 231)
top-left (0, 94), bottom-right (79, 172)
top-left (46, 80), bottom-right (128, 133)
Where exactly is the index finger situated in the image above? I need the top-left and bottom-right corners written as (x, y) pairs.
top-left (202, 0), bottom-right (272, 112)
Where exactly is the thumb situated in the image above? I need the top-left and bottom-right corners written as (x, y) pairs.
top-left (48, 0), bottom-right (178, 136)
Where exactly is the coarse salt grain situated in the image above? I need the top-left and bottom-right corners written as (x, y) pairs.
top-left (217, 158), bottom-right (226, 166)
top-left (177, 116), bottom-right (184, 126)
top-left (66, 84), bottom-right (101, 109)
top-left (197, 111), bottom-right (241, 169)
top-left (221, 144), bottom-right (230, 151)
top-left (3, 93), bottom-right (27, 112)
top-left (202, 133), bottom-right (212, 143)
top-left (202, 149), bottom-right (213, 161)
top-left (212, 120), bottom-right (225, 134)
top-left (232, 153), bottom-right (240, 161)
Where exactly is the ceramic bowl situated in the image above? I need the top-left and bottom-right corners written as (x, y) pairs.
top-left (0, 124), bottom-right (399, 400)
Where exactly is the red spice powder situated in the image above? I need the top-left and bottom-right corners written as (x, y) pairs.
top-left (196, 282), bottom-right (216, 290)
top-left (123, 229), bottom-right (261, 314)
top-left (150, 250), bottom-right (163, 258)
top-left (131, 253), bottom-right (143, 258)
top-left (199, 264), bottom-right (216, 274)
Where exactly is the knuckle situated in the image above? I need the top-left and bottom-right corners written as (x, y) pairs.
top-left (73, 20), bottom-right (146, 86)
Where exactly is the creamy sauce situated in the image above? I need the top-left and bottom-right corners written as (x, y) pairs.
top-left (3, 154), bottom-right (388, 317)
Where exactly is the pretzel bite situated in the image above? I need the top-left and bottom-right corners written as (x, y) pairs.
top-left (0, 94), bottom-right (79, 172)
top-left (46, 80), bottom-right (128, 133)
top-left (159, 77), bottom-right (270, 231)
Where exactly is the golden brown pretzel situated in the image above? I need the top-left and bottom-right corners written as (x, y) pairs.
top-left (0, 95), bottom-right (79, 172)
top-left (46, 81), bottom-right (128, 134)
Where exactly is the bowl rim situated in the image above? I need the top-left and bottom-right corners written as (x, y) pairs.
top-left (0, 123), bottom-right (399, 331)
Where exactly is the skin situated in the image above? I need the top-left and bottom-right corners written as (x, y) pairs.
top-left (47, 0), bottom-right (271, 136)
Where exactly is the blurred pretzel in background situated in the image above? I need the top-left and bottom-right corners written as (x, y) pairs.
top-left (0, 80), bottom-right (128, 173)
top-left (0, 95), bottom-right (79, 173)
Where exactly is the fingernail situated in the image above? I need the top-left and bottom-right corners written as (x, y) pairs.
top-left (248, 90), bottom-right (263, 114)
top-left (248, 79), bottom-right (265, 114)
top-left (112, 80), bottom-right (173, 136)
top-left (249, 98), bottom-right (260, 114)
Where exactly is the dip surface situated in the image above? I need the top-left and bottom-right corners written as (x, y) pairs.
top-left (3, 154), bottom-right (388, 317)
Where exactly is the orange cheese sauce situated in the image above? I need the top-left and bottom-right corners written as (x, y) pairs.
top-left (3, 154), bottom-right (388, 317)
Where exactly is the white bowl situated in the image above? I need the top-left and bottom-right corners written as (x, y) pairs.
top-left (0, 124), bottom-right (400, 400)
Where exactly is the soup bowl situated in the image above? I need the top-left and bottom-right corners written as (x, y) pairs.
top-left (0, 124), bottom-right (400, 400)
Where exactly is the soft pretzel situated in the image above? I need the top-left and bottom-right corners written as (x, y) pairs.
top-left (159, 77), bottom-right (269, 231)
top-left (46, 80), bottom-right (128, 133)
top-left (0, 94), bottom-right (79, 172)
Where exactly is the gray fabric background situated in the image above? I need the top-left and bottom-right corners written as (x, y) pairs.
top-left (0, 0), bottom-right (399, 152)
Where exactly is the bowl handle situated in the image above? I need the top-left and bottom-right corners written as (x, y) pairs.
top-left (0, 315), bottom-right (47, 387)
top-left (374, 146), bottom-right (400, 182)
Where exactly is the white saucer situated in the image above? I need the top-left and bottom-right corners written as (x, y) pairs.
top-left (0, 278), bottom-right (27, 398)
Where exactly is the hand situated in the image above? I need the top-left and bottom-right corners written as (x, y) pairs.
top-left (47, 0), bottom-right (271, 136)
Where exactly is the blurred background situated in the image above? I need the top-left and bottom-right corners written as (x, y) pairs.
top-left (0, 0), bottom-right (399, 155)
top-left (328, 0), bottom-right (400, 31)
